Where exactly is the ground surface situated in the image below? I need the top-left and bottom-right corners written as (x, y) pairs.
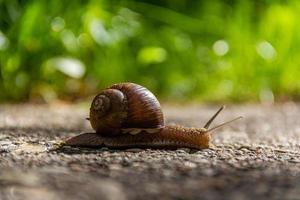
top-left (0, 103), bottom-right (300, 200)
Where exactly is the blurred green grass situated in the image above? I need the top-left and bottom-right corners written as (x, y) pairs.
top-left (0, 0), bottom-right (300, 103)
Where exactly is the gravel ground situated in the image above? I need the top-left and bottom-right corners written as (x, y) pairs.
top-left (0, 103), bottom-right (300, 200)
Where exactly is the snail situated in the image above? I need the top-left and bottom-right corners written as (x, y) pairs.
top-left (65, 82), bottom-right (242, 149)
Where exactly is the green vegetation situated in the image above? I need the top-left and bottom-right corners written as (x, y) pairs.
top-left (1, 0), bottom-right (300, 103)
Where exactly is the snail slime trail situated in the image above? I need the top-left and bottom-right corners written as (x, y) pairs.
top-left (65, 83), bottom-right (242, 150)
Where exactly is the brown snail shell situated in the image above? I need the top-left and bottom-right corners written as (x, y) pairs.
top-left (89, 83), bottom-right (164, 136)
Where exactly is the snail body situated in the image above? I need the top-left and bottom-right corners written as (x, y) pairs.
top-left (66, 125), bottom-right (210, 149)
top-left (65, 83), bottom-right (241, 149)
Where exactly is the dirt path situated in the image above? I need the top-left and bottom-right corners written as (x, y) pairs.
top-left (0, 103), bottom-right (300, 200)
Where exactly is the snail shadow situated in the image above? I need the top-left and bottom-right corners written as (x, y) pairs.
top-left (54, 145), bottom-right (121, 155)
top-left (54, 145), bottom-right (201, 155)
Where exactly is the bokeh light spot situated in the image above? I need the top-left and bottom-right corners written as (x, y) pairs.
top-left (256, 41), bottom-right (277, 61)
top-left (0, 31), bottom-right (9, 50)
top-left (51, 17), bottom-right (65, 32)
top-left (60, 30), bottom-right (78, 52)
top-left (89, 19), bottom-right (111, 45)
top-left (259, 88), bottom-right (274, 105)
top-left (137, 47), bottom-right (167, 64)
top-left (45, 57), bottom-right (86, 78)
top-left (212, 40), bottom-right (229, 56)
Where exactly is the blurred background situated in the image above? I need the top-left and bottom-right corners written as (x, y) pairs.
top-left (0, 0), bottom-right (299, 103)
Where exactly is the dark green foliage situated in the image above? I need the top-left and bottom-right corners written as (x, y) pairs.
top-left (0, 0), bottom-right (300, 102)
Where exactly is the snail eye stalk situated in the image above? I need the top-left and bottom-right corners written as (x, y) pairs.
top-left (205, 116), bottom-right (243, 133)
top-left (202, 105), bottom-right (242, 133)
top-left (203, 105), bottom-right (225, 129)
